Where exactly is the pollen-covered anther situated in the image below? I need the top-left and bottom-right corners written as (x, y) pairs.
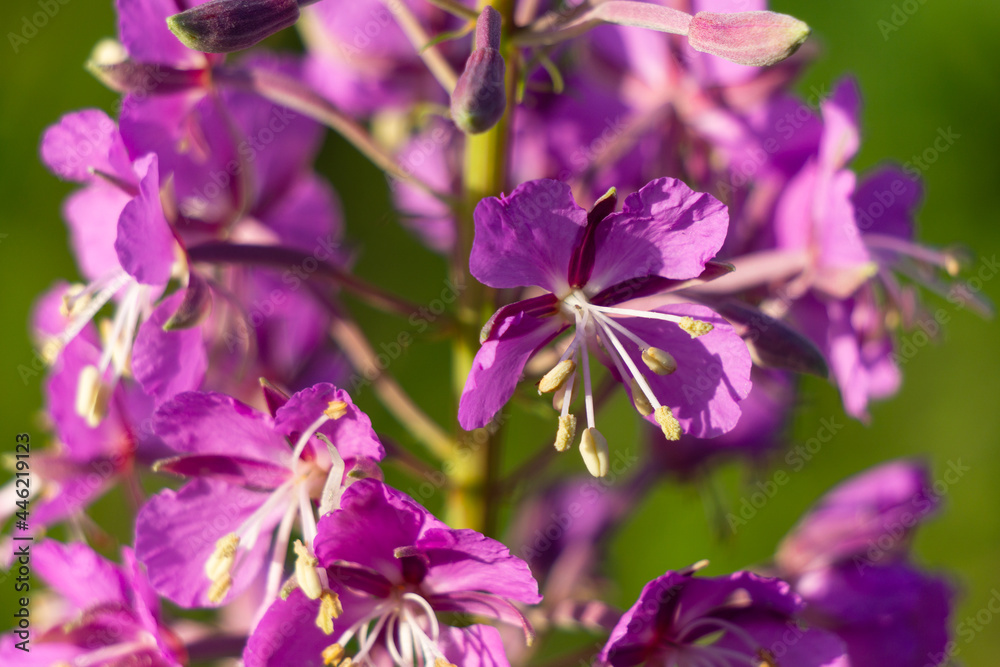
top-left (293, 540), bottom-right (323, 600)
top-left (316, 590), bottom-right (343, 634)
top-left (642, 347), bottom-right (677, 375)
top-left (324, 400), bottom-right (349, 420)
top-left (322, 643), bottom-right (345, 666)
top-left (539, 359), bottom-right (576, 394)
top-left (75, 365), bottom-right (112, 428)
top-left (654, 406), bottom-right (682, 441)
top-left (60, 284), bottom-right (88, 318)
top-left (554, 414), bottom-right (577, 452)
top-left (628, 379), bottom-right (654, 416)
top-left (204, 533), bottom-right (239, 602)
top-left (435, 659), bottom-right (458, 667)
top-left (579, 427), bottom-right (610, 477)
top-left (678, 316), bottom-right (714, 338)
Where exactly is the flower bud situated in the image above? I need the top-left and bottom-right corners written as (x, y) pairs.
top-left (450, 7), bottom-right (506, 134)
top-left (167, 0), bottom-right (302, 54)
top-left (687, 11), bottom-right (810, 67)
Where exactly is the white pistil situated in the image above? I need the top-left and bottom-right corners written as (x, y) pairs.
top-left (578, 310), bottom-right (596, 430)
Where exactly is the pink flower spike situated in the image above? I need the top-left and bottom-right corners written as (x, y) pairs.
top-left (688, 11), bottom-right (811, 67)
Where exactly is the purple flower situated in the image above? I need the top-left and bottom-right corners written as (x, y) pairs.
top-left (599, 567), bottom-right (848, 666)
top-left (244, 478), bottom-right (541, 667)
top-left (136, 384), bottom-right (384, 611)
top-left (774, 460), bottom-right (953, 667)
top-left (459, 178), bottom-right (752, 475)
top-left (0, 541), bottom-right (184, 666)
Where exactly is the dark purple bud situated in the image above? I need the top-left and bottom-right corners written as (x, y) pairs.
top-left (166, 0), bottom-right (302, 54)
top-left (568, 187), bottom-right (617, 288)
top-left (450, 7), bottom-right (506, 135)
top-left (687, 11), bottom-right (810, 67)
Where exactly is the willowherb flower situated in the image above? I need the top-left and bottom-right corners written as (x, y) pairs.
top-left (135, 383), bottom-right (384, 611)
top-left (772, 460), bottom-right (953, 667)
top-left (459, 178), bottom-right (752, 476)
top-left (243, 478), bottom-right (541, 666)
top-left (0, 541), bottom-right (185, 666)
top-left (598, 565), bottom-right (848, 666)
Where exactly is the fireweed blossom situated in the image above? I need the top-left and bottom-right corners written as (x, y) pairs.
top-left (135, 383), bottom-right (384, 611)
top-left (598, 566), bottom-right (849, 666)
top-left (244, 478), bottom-right (541, 667)
top-left (459, 178), bottom-right (752, 476)
top-left (773, 461), bottom-right (953, 667)
top-left (0, 541), bottom-right (184, 666)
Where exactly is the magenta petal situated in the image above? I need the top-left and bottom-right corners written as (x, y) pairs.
top-left (616, 303), bottom-right (752, 438)
top-left (314, 479), bottom-right (427, 568)
top-left (419, 528), bottom-right (541, 604)
top-left (33, 540), bottom-right (129, 611)
top-left (154, 454), bottom-right (291, 490)
top-left (819, 78), bottom-right (861, 169)
top-left (854, 166), bottom-right (922, 239)
top-left (151, 391), bottom-right (287, 463)
top-left (117, 0), bottom-right (206, 67)
top-left (40, 109), bottom-right (133, 183)
top-left (430, 592), bottom-right (534, 640)
top-left (133, 293), bottom-right (208, 404)
top-left (242, 588), bottom-right (327, 667)
top-left (470, 180), bottom-right (587, 291)
top-left (459, 295), bottom-right (565, 430)
top-left (587, 178), bottom-right (729, 292)
top-left (63, 185), bottom-right (131, 282)
top-left (274, 384), bottom-right (385, 463)
top-left (115, 154), bottom-right (176, 285)
top-left (437, 625), bottom-right (511, 667)
top-left (135, 478), bottom-right (277, 607)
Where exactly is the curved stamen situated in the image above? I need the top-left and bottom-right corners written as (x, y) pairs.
top-left (289, 413), bottom-right (332, 471)
top-left (578, 310), bottom-right (597, 430)
top-left (592, 312), bottom-right (661, 412)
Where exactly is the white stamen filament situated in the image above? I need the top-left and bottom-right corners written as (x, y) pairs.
top-left (263, 500), bottom-right (299, 610)
top-left (59, 270), bottom-right (132, 352)
top-left (585, 302), bottom-right (685, 324)
top-left (236, 481), bottom-right (293, 549)
top-left (290, 413), bottom-right (333, 472)
top-left (592, 312), bottom-right (662, 412)
top-left (577, 310), bottom-right (596, 430)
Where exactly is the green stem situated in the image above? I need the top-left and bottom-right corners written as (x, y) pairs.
top-left (445, 0), bottom-right (517, 533)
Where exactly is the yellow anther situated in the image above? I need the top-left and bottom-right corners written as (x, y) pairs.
top-left (75, 365), bottom-right (112, 428)
top-left (60, 284), bottom-right (88, 318)
top-left (654, 406), bottom-right (682, 441)
top-left (294, 540), bottom-right (323, 600)
top-left (435, 659), bottom-right (458, 667)
top-left (316, 590), bottom-right (343, 634)
top-left (322, 643), bottom-right (345, 666)
top-left (628, 379), bottom-right (654, 416)
top-left (538, 359), bottom-right (576, 394)
top-left (324, 400), bottom-right (349, 420)
top-left (554, 414), bottom-right (577, 452)
top-left (207, 573), bottom-right (232, 603)
top-left (678, 317), bottom-right (714, 338)
top-left (642, 347), bottom-right (677, 375)
top-left (579, 427), bottom-right (609, 478)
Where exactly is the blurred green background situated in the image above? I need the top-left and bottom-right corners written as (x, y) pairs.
top-left (1, 0), bottom-right (999, 664)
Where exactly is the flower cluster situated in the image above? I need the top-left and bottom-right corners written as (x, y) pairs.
top-left (4, 0), bottom-right (986, 665)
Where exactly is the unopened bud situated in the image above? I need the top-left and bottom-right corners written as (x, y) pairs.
top-left (678, 317), bottom-right (714, 338)
top-left (628, 379), bottom-right (654, 416)
top-left (642, 347), bottom-right (677, 375)
top-left (579, 427), bottom-right (609, 477)
top-left (75, 365), bottom-right (112, 427)
top-left (539, 359), bottom-right (576, 394)
top-left (450, 7), bottom-right (506, 134)
top-left (167, 0), bottom-right (302, 54)
top-left (654, 406), bottom-right (682, 441)
top-left (554, 414), bottom-right (577, 452)
top-left (687, 11), bottom-right (810, 67)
